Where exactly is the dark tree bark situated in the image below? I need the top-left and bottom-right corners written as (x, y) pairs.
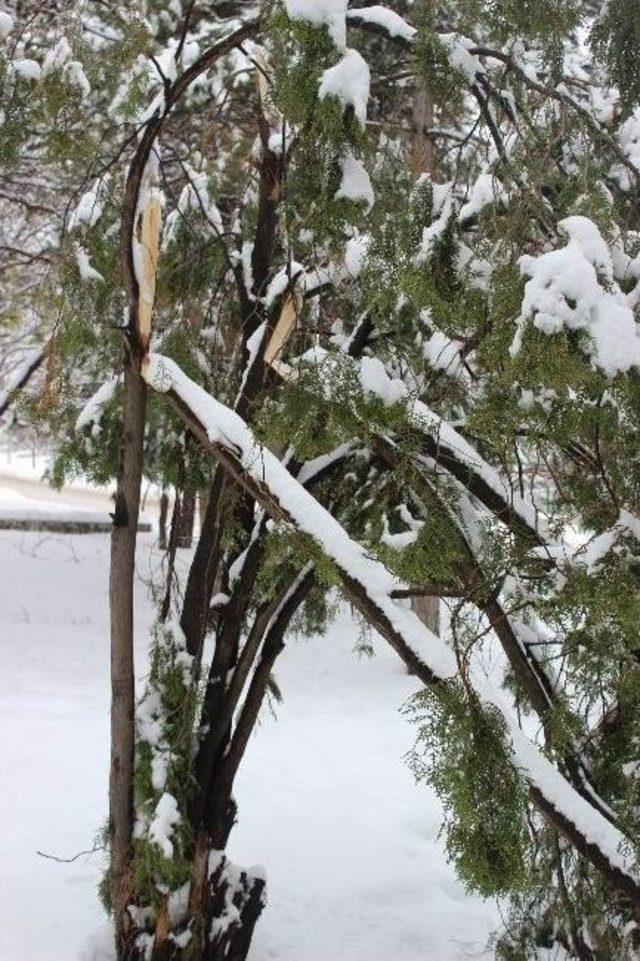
top-left (158, 490), bottom-right (169, 550)
top-left (203, 855), bottom-right (266, 961)
top-left (177, 491), bottom-right (196, 548)
top-left (109, 350), bottom-right (147, 958)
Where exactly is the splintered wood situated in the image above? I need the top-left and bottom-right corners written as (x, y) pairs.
top-left (136, 195), bottom-right (162, 353)
top-left (264, 285), bottom-right (303, 377)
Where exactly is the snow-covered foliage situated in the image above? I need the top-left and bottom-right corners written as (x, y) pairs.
top-left (511, 216), bottom-right (640, 375)
top-left (317, 48), bottom-right (370, 127)
top-left (6, 0), bottom-right (640, 958)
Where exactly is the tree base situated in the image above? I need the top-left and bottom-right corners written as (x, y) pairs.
top-left (120, 852), bottom-right (266, 961)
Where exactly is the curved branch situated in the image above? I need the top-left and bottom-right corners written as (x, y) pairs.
top-left (142, 352), bottom-right (640, 906)
top-left (120, 20), bottom-right (261, 334)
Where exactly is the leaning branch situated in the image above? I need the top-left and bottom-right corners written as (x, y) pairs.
top-left (141, 352), bottom-right (640, 906)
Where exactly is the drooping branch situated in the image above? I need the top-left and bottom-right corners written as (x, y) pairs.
top-left (377, 435), bottom-right (619, 829)
top-left (259, 323), bottom-right (548, 548)
top-left (141, 351), bottom-right (640, 906)
top-left (347, 9), bottom-right (639, 186)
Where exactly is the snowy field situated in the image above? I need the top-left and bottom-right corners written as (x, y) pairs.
top-left (0, 476), bottom-right (499, 961)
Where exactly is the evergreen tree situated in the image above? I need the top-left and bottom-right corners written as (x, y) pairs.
top-left (4, 1), bottom-right (640, 958)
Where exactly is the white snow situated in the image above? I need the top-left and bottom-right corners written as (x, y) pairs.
top-left (12, 58), bottom-right (41, 80)
top-left (264, 262), bottom-right (305, 308)
top-left (165, 165), bottom-right (224, 244)
top-left (0, 10), bottom-right (13, 36)
top-left (458, 171), bottom-right (506, 222)
top-left (422, 329), bottom-right (464, 373)
top-left (0, 511), bottom-right (499, 961)
top-left (335, 151), bottom-right (374, 210)
top-left (318, 48), bottom-right (370, 127)
top-left (381, 523), bottom-right (419, 549)
top-left (149, 792), bottom-right (180, 859)
top-left (415, 181), bottom-right (454, 263)
top-left (69, 180), bottom-right (108, 231)
top-left (284, 0), bottom-right (348, 50)
top-left (143, 353), bottom-right (457, 680)
top-left (75, 376), bottom-right (120, 431)
top-left (346, 5), bottom-right (416, 42)
top-left (439, 33), bottom-right (484, 82)
top-left (344, 233), bottom-right (370, 278)
top-left (0, 348), bottom-right (42, 413)
top-left (143, 355), bottom-right (638, 884)
top-left (42, 36), bottom-right (72, 76)
top-left (511, 39), bottom-right (542, 83)
top-left (300, 344), bottom-right (542, 538)
top-left (75, 245), bottom-right (104, 283)
top-left (511, 216), bottom-right (640, 376)
top-left (359, 355), bottom-right (408, 405)
top-left (0, 484), bottom-right (112, 526)
top-left (64, 60), bottom-right (91, 98)
top-left (612, 111), bottom-right (640, 191)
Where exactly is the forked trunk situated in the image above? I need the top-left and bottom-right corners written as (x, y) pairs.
top-left (130, 860), bottom-right (265, 961)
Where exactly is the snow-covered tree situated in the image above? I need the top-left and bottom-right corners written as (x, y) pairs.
top-left (4, 0), bottom-right (640, 958)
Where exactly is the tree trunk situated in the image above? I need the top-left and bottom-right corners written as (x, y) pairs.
top-left (410, 593), bottom-right (440, 635)
top-left (139, 846), bottom-right (265, 961)
top-left (410, 76), bottom-right (435, 176)
top-left (197, 490), bottom-right (209, 533)
top-left (177, 491), bottom-right (196, 548)
top-left (111, 134), bottom-right (161, 960)
top-left (158, 489), bottom-right (169, 550)
top-left (203, 854), bottom-right (266, 961)
top-left (109, 353), bottom-right (147, 958)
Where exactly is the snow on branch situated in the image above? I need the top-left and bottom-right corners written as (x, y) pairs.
top-left (75, 375), bottom-right (121, 432)
top-left (0, 347), bottom-right (45, 419)
top-left (142, 352), bottom-right (457, 680)
top-left (285, 0), bottom-right (348, 49)
top-left (142, 352), bottom-right (640, 902)
top-left (345, 6), bottom-right (416, 44)
top-left (510, 216), bottom-right (640, 376)
top-left (299, 346), bottom-right (545, 544)
top-left (318, 48), bottom-right (370, 127)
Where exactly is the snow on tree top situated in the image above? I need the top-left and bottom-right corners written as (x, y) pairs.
top-left (318, 48), bottom-right (370, 127)
top-left (511, 215), bottom-right (640, 376)
top-left (285, 0), bottom-right (348, 49)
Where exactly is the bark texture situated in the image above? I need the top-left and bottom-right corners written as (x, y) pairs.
top-left (109, 353), bottom-right (147, 956)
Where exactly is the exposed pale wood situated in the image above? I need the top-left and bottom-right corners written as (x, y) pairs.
top-left (263, 286), bottom-right (303, 367)
top-left (136, 196), bottom-right (162, 354)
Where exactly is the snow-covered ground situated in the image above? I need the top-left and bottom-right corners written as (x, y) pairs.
top-left (0, 445), bottom-right (159, 522)
top-left (0, 476), bottom-right (499, 961)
